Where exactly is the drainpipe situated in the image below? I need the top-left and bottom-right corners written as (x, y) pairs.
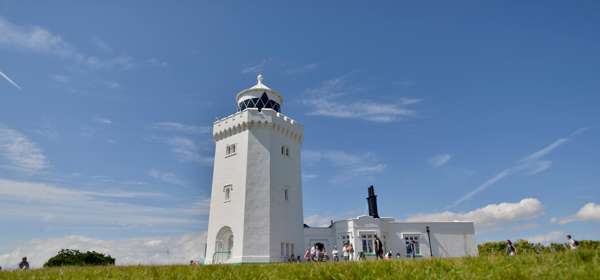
top-left (426, 226), bottom-right (433, 257)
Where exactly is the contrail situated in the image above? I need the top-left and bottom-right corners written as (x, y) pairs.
top-left (446, 128), bottom-right (588, 209)
top-left (0, 70), bottom-right (22, 90)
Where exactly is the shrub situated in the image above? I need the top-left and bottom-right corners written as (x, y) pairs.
top-left (44, 249), bottom-right (115, 267)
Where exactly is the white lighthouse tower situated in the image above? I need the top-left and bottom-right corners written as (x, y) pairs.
top-left (205, 75), bottom-right (304, 264)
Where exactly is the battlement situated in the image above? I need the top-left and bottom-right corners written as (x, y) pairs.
top-left (213, 108), bottom-right (303, 142)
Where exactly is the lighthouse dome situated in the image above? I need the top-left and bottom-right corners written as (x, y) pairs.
top-left (236, 74), bottom-right (283, 112)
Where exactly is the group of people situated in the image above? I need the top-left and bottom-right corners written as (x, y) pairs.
top-left (506, 234), bottom-right (579, 256)
top-left (300, 237), bottom-right (410, 263)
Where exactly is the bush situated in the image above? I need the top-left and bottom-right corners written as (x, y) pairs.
top-left (44, 249), bottom-right (115, 267)
top-left (478, 240), bottom-right (600, 256)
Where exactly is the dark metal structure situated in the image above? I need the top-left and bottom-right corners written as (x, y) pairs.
top-left (367, 185), bottom-right (380, 218)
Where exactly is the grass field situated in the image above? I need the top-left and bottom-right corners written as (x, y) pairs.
top-left (1, 250), bottom-right (599, 280)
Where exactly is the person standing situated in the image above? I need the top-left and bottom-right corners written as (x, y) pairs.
top-left (348, 243), bottom-right (355, 261)
top-left (342, 243), bottom-right (349, 261)
top-left (411, 240), bottom-right (418, 258)
top-left (507, 240), bottom-right (516, 256)
top-left (566, 235), bottom-right (578, 251)
top-left (332, 247), bottom-right (339, 262)
top-left (310, 245), bottom-right (316, 261)
top-left (19, 257), bottom-right (29, 270)
top-left (374, 236), bottom-right (384, 260)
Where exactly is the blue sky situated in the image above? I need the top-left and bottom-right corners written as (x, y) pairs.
top-left (1, 0), bottom-right (599, 266)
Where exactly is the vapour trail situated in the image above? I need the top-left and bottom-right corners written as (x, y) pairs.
top-left (0, 70), bottom-right (22, 90)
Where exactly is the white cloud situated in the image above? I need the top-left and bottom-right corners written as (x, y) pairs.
top-left (304, 76), bottom-right (420, 123)
top-left (148, 169), bottom-right (187, 187)
top-left (448, 128), bottom-right (587, 209)
top-left (148, 58), bottom-right (168, 67)
top-left (429, 154), bottom-right (452, 168)
top-left (0, 232), bottom-right (207, 269)
top-left (104, 80), bottom-right (120, 89)
top-left (286, 63), bottom-right (318, 75)
top-left (0, 178), bottom-right (208, 227)
top-left (51, 74), bottom-right (70, 83)
top-left (152, 122), bottom-right (210, 135)
top-left (0, 69), bottom-right (22, 90)
top-left (525, 231), bottom-right (565, 244)
top-left (0, 17), bottom-right (133, 70)
top-left (241, 58), bottom-right (269, 74)
top-left (0, 125), bottom-right (49, 173)
top-left (93, 117), bottom-right (112, 125)
top-left (304, 209), bottom-right (364, 227)
top-left (406, 198), bottom-right (544, 229)
top-left (303, 150), bottom-right (385, 184)
top-left (304, 214), bottom-right (335, 227)
top-left (167, 137), bottom-right (212, 165)
top-left (91, 37), bottom-right (113, 53)
top-left (558, 202), bottom-right (600, 224)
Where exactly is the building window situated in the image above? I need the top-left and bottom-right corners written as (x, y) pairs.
top-left (281, 242), bottom-right (285, 257)
top-left (223, 185), bottom-right (232, 202)
top-left (360, 232), bottom-right (376, 254)
top-left (284, 189), bottom-right (289, 201)
top-left (404, 234), bottom-right (422, 257)
top-left (281, 146), bottom-right (285, 155)
top-left (226, 144), bottom-right (236, 157)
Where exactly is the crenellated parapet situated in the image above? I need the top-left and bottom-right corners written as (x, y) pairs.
top-left (213, 108), bottom-right (304, 143)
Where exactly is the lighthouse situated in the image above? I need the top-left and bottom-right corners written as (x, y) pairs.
top-left (204, 75), bottom-right (305, 264)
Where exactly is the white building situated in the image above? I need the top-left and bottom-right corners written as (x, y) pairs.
top-left (205, 75), bottom-right (477, 264)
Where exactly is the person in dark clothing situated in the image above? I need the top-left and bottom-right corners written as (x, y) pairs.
top-left (506, 240), bottom-right (516, 256)
top-left (19, 257), bottom-right (29, 270)
top-left (374, 236), bottom-right (384, 260)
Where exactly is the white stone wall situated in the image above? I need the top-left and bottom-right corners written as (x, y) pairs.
top-left (206, 108), bottom-right (304, 264)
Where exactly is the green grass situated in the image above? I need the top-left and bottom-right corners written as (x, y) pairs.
top-left (1, 250), bottom-right (599, 280)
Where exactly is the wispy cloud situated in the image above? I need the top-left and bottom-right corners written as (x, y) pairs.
top-left (0, 125), bottom-right (49, 173)
top-left (286, 63), bottom-right (318, 75)
top-left (51, 74), bottom-right (70, 83)
top-left (148, 168), bottom-right (187, 187)
top-left (0, 69), bottom-right (22, 90)
top-left (148, 58), bottom-right (168, 67)
top-left (152, 122), bottom-right (210, 135)
top-left (93, 116), bottom-right (113, 125)
top-left (0, 232), bottom-right (207, 269)
top-left (304, 75), bottom-right (421, 123)
top-left (304, 209), bottom-right (364, 227)
top-left (0, 178), bottom-right (208, 228)
top-left (241, 58), bottom-right (269, 74)
top-left (303, 150), bottom-right (386, 184)
top-left (557, 202), bottom-right (600, 224)
top-left (448, 128), bottom-right (588, 209)
top-left (167, 137), bottom-right (212, 165)
top-left (429, 154), bottom-right (452, 168)
top-left (407, 198), bottom-right (544, 229)
top-left (0, 17), bottom-right (133, 70)
top-left (104, 80), bottom-right (120, 89)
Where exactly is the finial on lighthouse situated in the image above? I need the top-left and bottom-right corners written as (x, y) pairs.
top-left (257, 74), bottom-right (264, 84)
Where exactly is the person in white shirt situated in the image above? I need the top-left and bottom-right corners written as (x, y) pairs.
top-left (332, 247), bottom-right (339, 262)
top-left (310, 245), bottom-right (316, 261)
top-left (566, 235), bottom-right (578, 251)
top-left (342, 244), bottom-right (349, 261)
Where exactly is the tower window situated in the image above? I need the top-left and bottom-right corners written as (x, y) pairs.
top-left (226, 144), bottom-right (236, 157)
top-left (284, 189), bottom-right (289, 201)
top-left (224, 185), bottom-right (232, 202)
top-left (281, 146), bottom-right (290, 157)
